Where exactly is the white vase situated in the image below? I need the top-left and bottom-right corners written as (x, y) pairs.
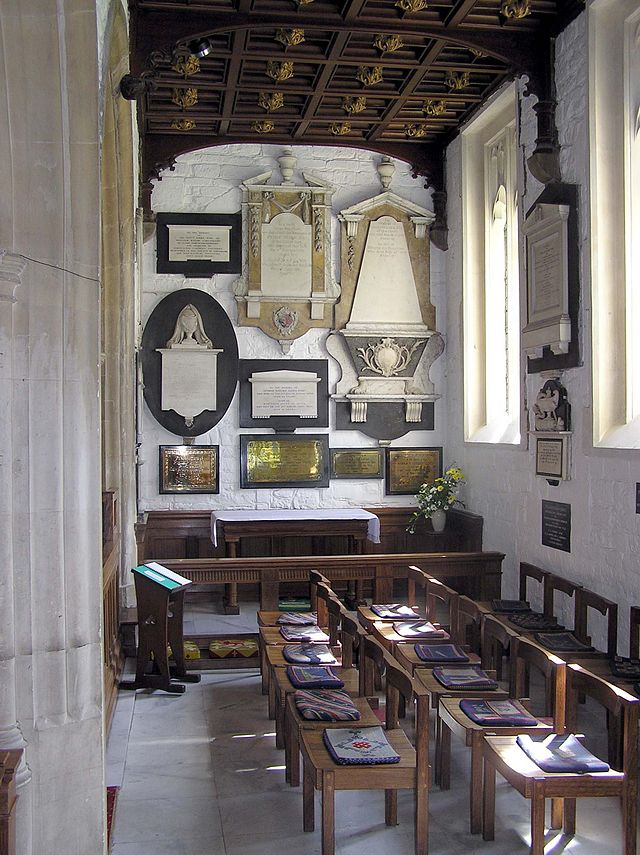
top-left (430, 509), bottom-right (446, 533)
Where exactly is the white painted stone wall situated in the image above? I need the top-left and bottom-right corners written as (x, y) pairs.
top-left (446, 11), bottom-right (640, 651)
top-left (140, 145), bottom-right (447, 511)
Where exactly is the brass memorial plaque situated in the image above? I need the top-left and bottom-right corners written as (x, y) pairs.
top-left (330, 449), bottom-right (383, 480)
top-left (385, 447), bottom-right (442, 495)
top-left (159, 445), bottom-right (219, 494)
top-left (241, 435), bottom-right (329, 488)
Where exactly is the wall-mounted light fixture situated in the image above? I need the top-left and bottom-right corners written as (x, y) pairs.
top-left (187, 38), bottom-right (213, 58)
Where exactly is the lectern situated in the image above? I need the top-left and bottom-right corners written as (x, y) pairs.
top-left (121, 562), bottom-right (200, 694)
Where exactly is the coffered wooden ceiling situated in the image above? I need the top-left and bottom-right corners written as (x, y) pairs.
top-left (127, 0), bottom-right (584, 205)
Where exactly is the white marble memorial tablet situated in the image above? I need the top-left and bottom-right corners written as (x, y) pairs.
top-left (249, 369), bottom-right (319, 418)
top-left (157, 347), bottom-right (223, 426)
top-left (261, 212), bottom-right (312, 296)
top-left (167, 224), bottom-right (231, 262)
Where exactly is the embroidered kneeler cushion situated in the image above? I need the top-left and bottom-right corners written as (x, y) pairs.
top-left (432, 666), bottom-right (498, 690)
top-left (323, 726), bottom-right (401, 765)
top-left (393, 620), bottom-right (449, 640)
top-left (414, 643), bottom-right (469, 663)
top-left (282, 643), bottom-right (337, 665)
top-left (610, 656), bottom-right (640, 679)
top-left (208, 639), bottom-right (258, 659)
top-left (508, 612), bottom-right (564, 632)
top-left (294, 689), bottom-right (361, 721)
top-left (371, 603), bottom-right (421, 619)
top-left (459, 698), bottom-right (538, 727)
top-left (277, 612), bottom-right (318, 626)
top-left (516, 733), bottom-right (610, 773)
top-left (279, 625), bottom-right (330, 642)
top-left (533, 631), bottom-right (594, 652)
top-left (286, 665), bottom-right (345, 689)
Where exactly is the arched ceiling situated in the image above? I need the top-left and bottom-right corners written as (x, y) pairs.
top-left (126, 0), bottom-right (584, 205)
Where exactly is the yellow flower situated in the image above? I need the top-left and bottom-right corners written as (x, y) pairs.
top-left (437, 485), bottom-right (444, 491)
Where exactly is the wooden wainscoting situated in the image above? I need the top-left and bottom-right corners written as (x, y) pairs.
top-left (136, 507), bottom-right (484, 563)
top-left (103, 543), bottom-right (123, 732)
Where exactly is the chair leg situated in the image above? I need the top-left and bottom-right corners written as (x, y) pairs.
top-left (268, 670), bottom-right (276, 720)
top-left (470, 733), bottom-right (483, 834)
top-left (284, 704), bottom-right (292, 784)
top-left (434, 715), bottom-right (441, 785)
top-left (482, 759), bottom-right (496, 841)
top-left (303, 761), bottom-right (315, 832)
top-left (385, 789), bottom-right (398, 826)
top-left (322, 771), bottom-right (335, 855)
top-left (622, 784), bottom-right (638, 855)
top-left (550, 798), bottom-right (563, 830)
top-left (275, 697), bottom-right (285, 749)
top-left (260, 640), bottom-right (268, 695)
top-left (415, 782), bottom-right (428, 855)
top-left (563, 798), bottom-right (576, 836)
top-left (439, 722), bottom-right (451, 790)
top-left (530, 783), bottom-right (546, 855)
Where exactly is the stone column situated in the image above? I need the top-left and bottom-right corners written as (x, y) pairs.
top-left (0, 252), bottom-right (32, 854)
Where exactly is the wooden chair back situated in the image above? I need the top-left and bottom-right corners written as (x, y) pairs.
top-left (511, 636), bottom-right (567, 730)
top-left (519, 562), bottom-right (549, 611)
top-left (574, 587), bottom-right (618, 659)
top-left (309, 569), bottom-right (333, 616)
top-left (341, 612), bottom-right (368, 693)
top-left (456, 595), bottom-right (485, 654)
top-left (407, 565), bottom-right (429, 614)
top-left (480, 614), bottom-right (519, 676)
top-left (426, 575), bottom-right (459, 635)
top-left (567, 663), bottom-right (639, 777)
top-left (543, 571), bottom-right (581, 624)
top-left (325, 593), bottom-right (345, 647)
top-left (315, 580), bottom-right (338, 629)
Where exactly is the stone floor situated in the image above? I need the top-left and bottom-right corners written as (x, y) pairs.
top-left (106, 598), bottom-right (636, 854)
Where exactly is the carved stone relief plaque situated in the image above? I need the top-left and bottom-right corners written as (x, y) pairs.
top-left (234, 149), bottom-right (338, 353)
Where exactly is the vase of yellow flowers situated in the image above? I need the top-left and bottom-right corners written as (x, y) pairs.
top-left (407, 465), bottom-right (465, 534)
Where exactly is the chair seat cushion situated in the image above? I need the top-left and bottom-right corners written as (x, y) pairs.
top-left (459, 698), bottom-right (538, 727)
top-left (322, 726), bottom-right (400, 765)
top-left (282, 643), bottom-right (337, 665)
top-left (371, 603), bottom-right (421, 619)
top-left (492, 599), bottom-right (531, 614)
top-left (516, 733), bottom-right (610, 773)
top-left (279, 625), bottom-right (329, 642)
top-left (286, 665), bottom-right (344, 689)
top-left (393, 620), bottom-right (449, 640)
top-left (610, 656), bottom-right (640, 679)
top-left (533, 631), bottom-right (594, 652)
top-left (294, 689), bottom-right (361, 721)
top-left (415, 643), bottom-right (469, 663)
top-left (277, 612), bottom-right (318, 626)
top-left (433, 666), bottom-right (498, 690)
top-left (508, 612), bottom-right (564, 631)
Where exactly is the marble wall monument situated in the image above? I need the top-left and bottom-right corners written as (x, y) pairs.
top-left (234, 148), bottom-right (338, 352)
top-left (327, 159), bottom-right (443, 440)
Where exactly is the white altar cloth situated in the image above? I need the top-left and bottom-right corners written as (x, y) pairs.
top-left (210, 508), bottom-right (381, 546)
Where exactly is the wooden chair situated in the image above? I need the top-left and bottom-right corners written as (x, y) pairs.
top-left (482, 663), bottom-right (639, 855)
top-left (424, 615), bottom-right (517, 785)
top-left (456, 595), bottom-right (490, 655)
top-left (574, 587), bottom-right (618, 660)
top-left (438, 636), bottom-right (567, 834)
top-left (520, 562), bottom-right (550, 609)
top-left (284, 614), bottom-right (378, 787)
top-left (299, 636), bottom-right (430, 855)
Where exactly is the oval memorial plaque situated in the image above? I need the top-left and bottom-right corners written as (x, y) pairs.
top-left (141, 289), bottom-right (239, 437)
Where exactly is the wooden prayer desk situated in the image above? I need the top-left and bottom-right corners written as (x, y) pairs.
top-left (210, 509), bottom-right (380, 613)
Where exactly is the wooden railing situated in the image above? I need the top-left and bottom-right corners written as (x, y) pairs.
top-left (158, 551), bottom-right (504, 609)
top-left (0, 750), bottom-right (21, 855)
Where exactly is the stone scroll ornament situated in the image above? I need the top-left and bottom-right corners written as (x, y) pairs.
top-left (141, 289), bottom-right (239, 438)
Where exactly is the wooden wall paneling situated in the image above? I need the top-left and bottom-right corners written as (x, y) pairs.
top-left (0, 750), bottom-right (21, 855)
top-left (102, 544), bottom-right (123, 733)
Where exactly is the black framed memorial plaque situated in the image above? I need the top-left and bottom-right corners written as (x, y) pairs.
top-left (330, 448), bottom-right (384, 480)
top-left (541, 499), bottom-right (571, 553)
top-left (239, 359), bottom-right (329, 431)
top-left (159, 445), bottom-right (219, 494)
top-left (385, 447), bottom-right (443, 496)
top-left (535, 437), bottom-right (565, 479)
top-left (156, 213), bottom-right (242, 277)
top-left (240, 434), bottom-right (330, 489)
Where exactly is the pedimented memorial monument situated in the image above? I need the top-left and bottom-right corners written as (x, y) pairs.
top-left (234, 149), bottom-right (338, 352)
top-left (327, 159), bottom-right (444, 441)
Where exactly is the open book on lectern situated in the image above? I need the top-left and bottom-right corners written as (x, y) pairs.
top-left (133, 562), bottom-right (192, 591)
